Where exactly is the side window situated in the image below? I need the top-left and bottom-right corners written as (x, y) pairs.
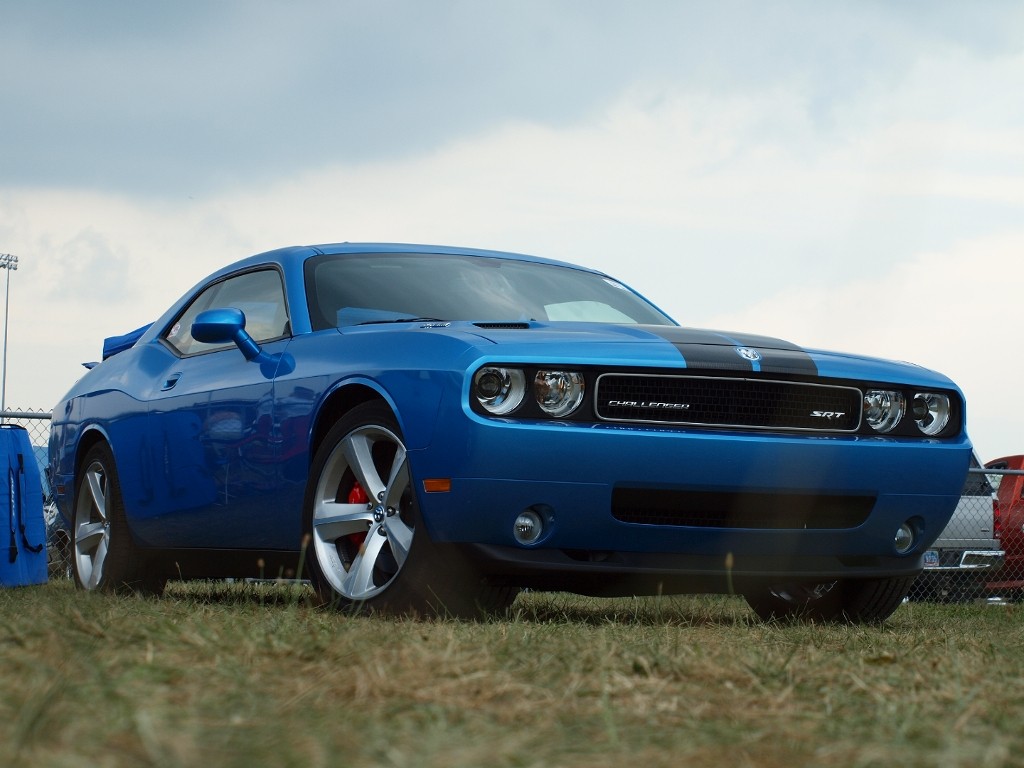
top-left (163, 269), bottom-right (289, 356)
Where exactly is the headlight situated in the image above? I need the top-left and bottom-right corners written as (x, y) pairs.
top-left (534, 370), bottom-right (585, 417)
top-left (913, 392), bottom-right (951, 436)
top-left (864, 389), bottom-right (905, 433)
top-left (473, 367), bottom-right (526, 415)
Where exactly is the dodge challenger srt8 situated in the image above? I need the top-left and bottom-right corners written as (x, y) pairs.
top-left (48, 243), bottom-right (972, 621)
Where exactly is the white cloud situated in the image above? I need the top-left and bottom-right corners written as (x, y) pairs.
top-left (3, 32), bottom-right (1024, 464)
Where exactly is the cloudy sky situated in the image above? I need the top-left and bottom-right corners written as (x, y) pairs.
top-left (3, 1), bottom-right (1024, 460)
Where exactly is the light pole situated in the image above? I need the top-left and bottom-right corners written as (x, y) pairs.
top-left (0, 254), bottom-right (18, 418)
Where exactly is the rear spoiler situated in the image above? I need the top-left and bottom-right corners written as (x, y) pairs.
top-left (101, 323), bottom-right (152, 360)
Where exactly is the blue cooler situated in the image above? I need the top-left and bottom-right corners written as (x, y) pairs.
top-left (1, 424), bottom-right (46, 587)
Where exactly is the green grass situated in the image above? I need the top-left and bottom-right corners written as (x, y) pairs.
top-left (1, 581), bottom-right (1022, 767)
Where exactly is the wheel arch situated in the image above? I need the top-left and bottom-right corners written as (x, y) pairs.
top-left (64, 426), bottom-right (115, 526)
top-left (309, 382), bottom-right (395, 463)
top-left (73, 426), bottom-right (113, 479)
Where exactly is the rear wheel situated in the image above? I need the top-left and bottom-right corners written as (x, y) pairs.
top-left (72, 443), bottom-right (164, 595)
top-left (744, 576), bottom-right (914, 623)
top-left (304, 402), bottom-right (516, 618)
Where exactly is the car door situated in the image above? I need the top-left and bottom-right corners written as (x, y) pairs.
top-left (130, 268), bottom-right (294, 549)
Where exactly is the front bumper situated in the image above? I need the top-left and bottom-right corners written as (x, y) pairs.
top-left (412, 414), bottom-right (971, 586)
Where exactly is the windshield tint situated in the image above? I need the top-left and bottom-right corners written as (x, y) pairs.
top-left (305, 253), bottom-right (675, 330)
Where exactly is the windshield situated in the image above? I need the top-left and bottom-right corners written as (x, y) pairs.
top-left (305, 253), bottom-right (675, 331)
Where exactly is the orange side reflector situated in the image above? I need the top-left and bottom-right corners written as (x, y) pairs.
top-left (423, 478), bottom-right (452, 493)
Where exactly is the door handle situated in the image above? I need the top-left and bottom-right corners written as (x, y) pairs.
top-left (161, 373), bottom-right (182, 391)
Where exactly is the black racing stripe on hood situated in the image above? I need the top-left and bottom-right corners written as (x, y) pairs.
top-left (641, 326), bottom-right (819, 376)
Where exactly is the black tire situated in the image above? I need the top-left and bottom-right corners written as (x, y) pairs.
top-left (744, 576), bottom-right (915, 623)
top-left (303, 402), bottom-right (517, 618)
top-left (72, 443), bottom-right (164, 595)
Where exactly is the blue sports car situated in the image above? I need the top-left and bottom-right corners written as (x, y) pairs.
top-left (48, 243), bottom-right (971, 621)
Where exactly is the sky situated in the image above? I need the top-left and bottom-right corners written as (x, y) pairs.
top-left (2, 1), bottom-right (1024, 460)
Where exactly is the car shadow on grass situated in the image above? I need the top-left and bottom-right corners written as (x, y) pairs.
top-left (160, 580), bottom-right (758, 625)
top-left (507, 592), bottom-right (758, 627)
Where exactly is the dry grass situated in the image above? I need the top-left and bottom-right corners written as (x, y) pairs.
top-left (1, 580), bottom-right (1022, 767)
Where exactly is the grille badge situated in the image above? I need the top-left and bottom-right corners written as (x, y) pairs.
top-left (608, 400), bottom-right (691, 410)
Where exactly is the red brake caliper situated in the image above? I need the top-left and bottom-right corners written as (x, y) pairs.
top-left (347, 481), bottom-right (369, 550)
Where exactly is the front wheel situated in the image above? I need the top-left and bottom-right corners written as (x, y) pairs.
top-left (744, 576), bottom-right (915, 623)
top-left (303, 402), bottom-right (516, 618)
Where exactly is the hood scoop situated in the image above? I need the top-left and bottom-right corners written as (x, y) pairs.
top-left (473, 322), bottom-right (531, 330)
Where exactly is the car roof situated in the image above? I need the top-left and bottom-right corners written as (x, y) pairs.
top-left (127, 242), bottom-right (617, 350)
top-left (223, 242), bottom-right (602, 277)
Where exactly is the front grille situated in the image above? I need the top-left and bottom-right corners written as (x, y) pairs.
top-left (612, 488), bottom-right (875, 529)
top-left (596, 374), bottom-right (861, 432)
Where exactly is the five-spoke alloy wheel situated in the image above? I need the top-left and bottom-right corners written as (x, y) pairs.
top-left (72, 442), bottom-right (161, 594)
top-left (309, 415), bottom-right (415, 602)
top-left (304, 402), bottom-right (516, 617)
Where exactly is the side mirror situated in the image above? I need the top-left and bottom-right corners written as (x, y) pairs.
top-left (192, 308), bottom-right (262, 362)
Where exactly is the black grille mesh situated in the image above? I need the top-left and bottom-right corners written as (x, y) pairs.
top-left (612, 488), bottom-right (875, 529)
top-left (596, 374), bottom-right (861, 431)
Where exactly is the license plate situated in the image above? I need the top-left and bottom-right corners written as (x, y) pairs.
top-left (923, 550), bottom-right (939, 567)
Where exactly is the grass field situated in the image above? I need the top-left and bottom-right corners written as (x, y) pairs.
top-left (1, 580), bottom-right (1022, 768)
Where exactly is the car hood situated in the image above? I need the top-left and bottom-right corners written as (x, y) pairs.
top-left (458, 322), bottom-right (816, 374)
top-left (407, 321), bottom-right (959, 388)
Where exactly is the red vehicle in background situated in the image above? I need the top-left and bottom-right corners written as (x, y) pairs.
top-left (985, 455), bottom-right (1024, 596)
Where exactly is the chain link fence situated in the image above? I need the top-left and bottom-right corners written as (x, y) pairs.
top-left (2, 408), bottom-right (52, 480)
top-left (905, 466), bottom-right (1024, 602)
top-left (7, 407), bottom-right (1023, 600)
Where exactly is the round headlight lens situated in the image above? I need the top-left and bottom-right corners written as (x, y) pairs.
top-left (912, 392), bottom-right (951, 436)
top-left (534, 370), bottom-right (585, 417)
top-left (864, 389), bottom-right (905, 433)
top-left (473, 367), bottom-right (526, 415)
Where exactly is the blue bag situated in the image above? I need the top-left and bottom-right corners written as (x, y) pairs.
top-left (1, 424), bottom-right (47, 587)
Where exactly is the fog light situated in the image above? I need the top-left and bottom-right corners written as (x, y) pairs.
top-left (894, 522), bottom-right (915, 554)
top-left (513, 510), bottom-right (544, 545)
